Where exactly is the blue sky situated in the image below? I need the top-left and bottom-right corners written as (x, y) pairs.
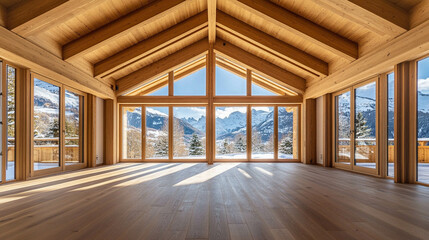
top-left (418, 57), bottom-right (429, 93)
top-left (149, 66), bottom-right (276, 96)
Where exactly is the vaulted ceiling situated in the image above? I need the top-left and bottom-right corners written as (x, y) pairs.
top-left (0, 0), bottom-right (427, 96)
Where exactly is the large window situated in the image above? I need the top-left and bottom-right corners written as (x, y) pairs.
top-left (33, 78), bottom-right (61, 171)
top-left (279, 106), bottom-right (299, 159)
top-left (387, 73), bottom-right (394, 178)
top-left (216, 67), bottom-right (247, 96)
top-left (146, 107), bottom-right (169, 159)
top-left (173, 107), bottom-right (206, 159)
top-left (215, 107), bottom-right (247, 159)
top-left (417, 57), bottom-right (429, 183)
top-left (335, 91), bottom-right (351, 164)
top-left (251, 107), bottom-right (274, 159)
top-left (121, 107), bottom-right (142, 159)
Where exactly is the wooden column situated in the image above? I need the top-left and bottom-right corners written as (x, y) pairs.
top-left (293, 107), bottom-right (299, 160)
top-left (105, 99), bottom-right (118, 165)
top-left (394, 61), bottom-right (417, 183)
top-left (303, 99), bottom-right (316, 164)
top-left (87, 95), bottom-right (97, 168)
top-left (379, 74), bottom-right (388, 177)
top-left (207, 46), bottom-right (215, 165)
top-left (322, 94), bottom-right (332, 167)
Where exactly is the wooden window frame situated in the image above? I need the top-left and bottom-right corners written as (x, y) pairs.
top-left (30, 73), bottom-right (87, 178)
top-left (332, 77), bottom-right (380, 177)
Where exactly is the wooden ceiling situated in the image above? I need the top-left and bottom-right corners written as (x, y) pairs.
top-left (0, 0), bottom-right (428, 96)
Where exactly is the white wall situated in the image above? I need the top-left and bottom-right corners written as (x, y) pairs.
top-left (96, 97), bottom-right (105, 165)
top-left (316, 96), bottom-right (324, 165)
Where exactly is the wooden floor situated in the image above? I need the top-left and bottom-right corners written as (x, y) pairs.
top-left (0, 163), bottom-right (429, 240)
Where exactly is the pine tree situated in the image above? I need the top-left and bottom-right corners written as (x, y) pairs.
top-left (234, 134), bottom-right (246, 152)
top-left (252, 131), bottom-right (264, 152)
top-left (49, 118), bottom-right (60, 138)
top-left (154, 122), bottom-right (169, 157)
top-left (189, 134), bottom-right (204, 156)
top-left (219, 139), bottom-right (230, 154)
top-left (355, 112), bottom-right (371, 138)
top-left (279, 133), bottom-right (293, 155)
top-left (173, 118), bottom-right (187, 157)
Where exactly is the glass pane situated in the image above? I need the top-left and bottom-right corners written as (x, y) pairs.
top-left (0, 62), bottom-right (2, 181)
top-left (174, 68), bottom-right (206, 96)
top-left (336, 91), bottom-right (351, 164)
top-left (216, 66), bottom-right (246, 96)
top-left (354, 82), bottom-right (377, 169)
top-left (252, 83), bottom-right (278, 96)
top-left (122, 107), bottom-right (142, 159)
top-left (279, 106), bottom-right (299, 159)
top-left (173, 107), bottom-right (206, 159)
top-left (64, 90), bottom-right (82, 165)
top-left (417, 57), bottom-right (429, 183)
top-left (147, 85), bottom-right (168, 96)
top-left (146, 107), bottom-right (169, 159)
top-left (34, 78), bottom-right (60, 170)
top-left (215, 107), bottom-right (247, 159)
top-left (251, 107), bottom-right (274, 159)
top-left (6, 66), bottom-right (16, 180)
top-left (387, 73), bottom-right (394, 177)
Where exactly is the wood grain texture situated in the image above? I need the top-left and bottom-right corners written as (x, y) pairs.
top-left (62, 0), bottom-right (186, 60)
top-left (0, 163), bottom-right (429, 240)
top-left (231, 0), bottom-right (358, 60)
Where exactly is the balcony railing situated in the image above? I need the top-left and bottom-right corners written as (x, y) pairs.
top-left (338, 138), bottom-right (429, 163)
top-left (6, 138), bottom-right (80, 163)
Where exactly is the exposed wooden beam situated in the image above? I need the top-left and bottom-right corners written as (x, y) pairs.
top-left (305, 18), bottom-right (429, 99)
top-left (0, 25), bottom-right (114, 99)
top-left (214, 38), bottom-right (305, 94)
top-left (232, 0), bottom-right (358, 60)
top-left (217, 10), bottom-right (328, 76)
top-left (213, 95), bottom-right (303, 104)
top-left (117, 96), bottom-right (209, 104)
top-left (207, 0), bottom-right (216, 44)
top-left (7, 0), bottom-right (105, 37)
top-left (94, 11), bottom-right (208, 78)
top-left (314, 0), bottom-right (408, 36)
top-left (63, 0), bottom-right (186, 60)
top-left (116, 39), bottom-right (209, 96)
top-left (0, 4), bottom-right (6, 27)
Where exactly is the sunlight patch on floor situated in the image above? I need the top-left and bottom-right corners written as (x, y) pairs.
top-left (174, 163), bottom-right (240, 186)
top-left (255, 166), bottom-right (273, 176)
top-left (115, 163), bottom-right (197, 187)
top-left (237, 168), bottom-right (252, 178)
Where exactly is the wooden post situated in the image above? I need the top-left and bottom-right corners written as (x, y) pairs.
top-left (87, 95), bottom-right (97, 167)
top-left (207, 46), bottom-right (215, 164)
top-left (322, 94), bottom-right (332, 167)
top-left (293, 107), bottom-right (299, 159)
top-left (303, 98), bottom-right (316, 164)
top-left (379, 74), bottom-right (388, 177)
top-left (394, 61), bottom-right (417, 183)
top-left (105, 99), bottom-right (118, 165)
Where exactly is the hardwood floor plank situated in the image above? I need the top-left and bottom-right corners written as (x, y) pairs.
top-left (0, 163), bottom-right (428, 240)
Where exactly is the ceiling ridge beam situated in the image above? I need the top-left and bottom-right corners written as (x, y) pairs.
top-left (7, 0), bottom-right (106, 37)
top-left (116, 39), bottom-right (209, 96)
top-left (313, 0), bottom-right (409, 36)
top-left (214, 38), bottom-right (306, 94)
top-left (208, 0), bottom-right (216, 43)
top-left (62, 0), bottom-right (186, 60)
top-left (216, 10), bottom-right (328, 76)
top-left (94, 10), bottom-right (208, 78)
top-left (232, 0), bottom-right (358, 60)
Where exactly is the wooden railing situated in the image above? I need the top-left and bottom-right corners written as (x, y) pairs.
top-left (338, 139), bottom-right (429, 163)
top-left (7, 138), bottom-right (80, 163)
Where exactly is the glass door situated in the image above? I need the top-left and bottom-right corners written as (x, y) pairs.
top-left (64, 88), bottom-right (85, 170)
top-left (335, 90), bottom-right (352, 166)
top-left (334, 79), bottom-right (378, 174)
top-left (32, 74), bottom-right (86, 176)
